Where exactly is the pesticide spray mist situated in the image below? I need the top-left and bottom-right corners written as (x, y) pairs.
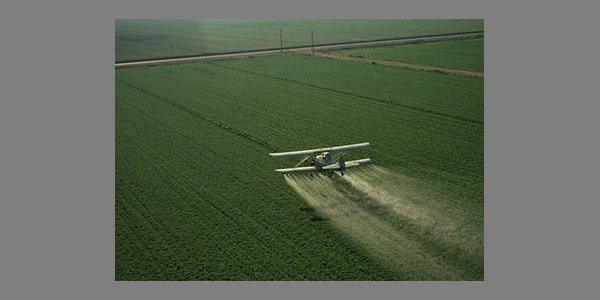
top-left (342, 166), bottom-right (437, 226)
top-left (341, 166), bottom-right (482, 250)
top-left (284, 171), bottom-right (466, 279)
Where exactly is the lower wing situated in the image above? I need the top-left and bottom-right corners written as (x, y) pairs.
top-left (321, 158), bottom-right (371, 170)
top-left (275, 158), bottom-right (371, 174)
top-left (274, 166), bottom-right (318, 174)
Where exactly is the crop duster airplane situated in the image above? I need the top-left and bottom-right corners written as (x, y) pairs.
top-left (269, 142), bottom-right (371, 175)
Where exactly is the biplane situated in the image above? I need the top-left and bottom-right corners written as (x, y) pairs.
top-left (269, 142), bottom-right (371, 175)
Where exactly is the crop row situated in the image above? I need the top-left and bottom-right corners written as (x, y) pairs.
top-left (116, 84), bottom-right (403, 280)
top-left (116, 54), bottom-right (483, 280)
top-left (117, 55), bottom-right (483, 185)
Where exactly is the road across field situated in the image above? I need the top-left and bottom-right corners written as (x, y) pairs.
top-left (115, 32), bottom-right (483, 69)
top-left (314, 51), bottom-right (484, 78)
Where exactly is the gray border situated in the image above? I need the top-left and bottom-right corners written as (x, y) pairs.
top-left (2, 0), bottom-right (600, 299)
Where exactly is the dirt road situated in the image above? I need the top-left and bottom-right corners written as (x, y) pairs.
top-left (115, 32), bottom-right (483, 69)
top-left (313, 51), bottom-right (484, 78)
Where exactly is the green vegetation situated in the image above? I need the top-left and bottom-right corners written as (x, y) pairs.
top-left (116, 54), bottom-right (483, 280)
top-left (334, 37), bottom-right (484, 72)
top-left (116, 19), bottom-right (483, 62)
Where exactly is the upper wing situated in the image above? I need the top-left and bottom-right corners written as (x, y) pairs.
top-left (270, 142), bottom-right (370, 159)
top-left (274, 166), bottom-right (318, 174)
top-left (329, 142), bottom-right (371, 153)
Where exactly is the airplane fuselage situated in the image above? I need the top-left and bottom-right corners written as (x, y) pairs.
top-left (314, 152), bottom-right (336, 169)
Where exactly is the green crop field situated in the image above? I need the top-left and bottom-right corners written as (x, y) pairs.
top-left (333, 37), bottom-right (484, 72)
top-left (116, 53), bottom-right (484, 280)
top-left (116, 19), bottom-right (484, 62)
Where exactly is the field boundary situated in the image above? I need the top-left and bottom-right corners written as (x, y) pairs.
top-left (313, 51), bottom-right (484, 78)
top-left (115, 31), bottom-right (483, 68)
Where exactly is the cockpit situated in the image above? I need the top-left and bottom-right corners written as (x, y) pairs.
top-left (315, 152), bottom-right (335, 166)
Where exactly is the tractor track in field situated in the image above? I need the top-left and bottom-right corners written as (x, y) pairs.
top-left (118, 138), bottom-right (293, 278)
top-left (115, 31), bottom-right (483, 68)
top-left (117, 79), bottom-right (280, 152)
top-left (117, 102), bottom-right (307, 275)
top-left (208, 63), bottom-right (483, 126)
top-left (119, 97), bottom-right (376, 278)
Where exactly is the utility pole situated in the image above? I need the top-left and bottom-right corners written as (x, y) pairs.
top-left (280, 28), bottom-right (283, 53)
top-left (311, 29), bottom-right (315, 55)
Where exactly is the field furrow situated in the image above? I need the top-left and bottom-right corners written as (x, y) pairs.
top-left (116, 46), bottom-right (483, 280)
top-left (118, 57), bottom-right (483, 179)
top-left (117, 82), bottom-right (407, 279)
top-left (207, 61), bottom-right (483, 126)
